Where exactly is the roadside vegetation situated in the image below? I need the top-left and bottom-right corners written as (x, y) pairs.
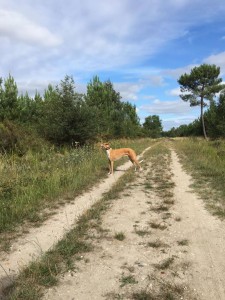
top-left (173, 138), bottom-right (225, 218)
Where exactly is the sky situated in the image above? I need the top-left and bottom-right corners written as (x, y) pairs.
top-left (1, 0), bottom-right (225, 130)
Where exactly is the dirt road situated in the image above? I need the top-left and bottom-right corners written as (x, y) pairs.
top-left (1, 144), bottom-right (225, 299)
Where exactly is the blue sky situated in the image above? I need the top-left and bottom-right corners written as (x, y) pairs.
top-left (1, 0), bottom-right (225, 130)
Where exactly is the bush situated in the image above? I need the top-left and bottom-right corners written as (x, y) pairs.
top-left (0, 120), bottom-right (47, 155)
top-left (0, 120), bottom-right (19, 153)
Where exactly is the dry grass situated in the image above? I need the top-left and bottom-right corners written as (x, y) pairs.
top-left (173, 138), bottom-right (225, 218)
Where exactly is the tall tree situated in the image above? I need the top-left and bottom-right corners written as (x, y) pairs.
top-left (0, 74), bottom-right (19, 121)
top-left (204, 101), bottom-right (219, 138)
top-left (16, 91), bottom-right (44, 125)
top-left (120, 102), bottom-right (141, 137)
top-left (85, 76), bottom-right (122, 138)
top-left (143, 115), bottom-right (162, 138)
top-left (216, 92), bottom-right (225, 137)
top-left (178, 64), bottom-right (225, 139)
top-left (39, 76), bottom-right (95, 144)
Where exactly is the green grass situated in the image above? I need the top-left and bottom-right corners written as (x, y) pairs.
top-left (132, 282), bottom-right (190, 300)
top-left (114, 232), bottom-right (126, 241)
top-left (173, 138), bottom-right (225, 218)
top-left (119, 274), bottom-right (138, 287)
top-left (0, 138), bottom-right (154, 235)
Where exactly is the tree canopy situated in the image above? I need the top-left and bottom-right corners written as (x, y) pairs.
top-left (143, 115), bottom-right (162, 138)
top-left (85, 76), bottom-right (141, 139)
top-left (0, 74), bottom-right (144, 148)
top-left (178, 64), bottom-right (225, 139)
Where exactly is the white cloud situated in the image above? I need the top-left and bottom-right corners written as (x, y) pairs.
top-left (148, 75), bottom-right (166, 87)
top-left (0, 9), bottom-right (62, 47)
top-left (115, 82), bottom-right (144, 102)
top-left (167, 87), bottom-right (181, 97)
top-left (165, 51), bottom-right (225, 81)
top-left (140, 99), bottom-right (199, 115)
top-left (204, 52), bottom-right (225, 75)
top-left (142, 95), bottom-right (156, 100)
top-left (163, 64), bottom-right (196, 79)
top-left (162, 115), bottom-right (197, 130)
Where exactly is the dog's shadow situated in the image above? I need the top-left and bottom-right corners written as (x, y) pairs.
top-left (103, 167), bottom-right (126, 173)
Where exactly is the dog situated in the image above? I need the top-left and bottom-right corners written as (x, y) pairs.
top-left (101, 142), bottom-right (143, 174)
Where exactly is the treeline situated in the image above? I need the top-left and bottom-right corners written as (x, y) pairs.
top-left (165, 91), bottom-right (225, 138)
top-left (0, 74), bottom-right (163, 152)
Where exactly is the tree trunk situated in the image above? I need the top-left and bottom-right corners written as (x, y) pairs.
top-left (201, 97), bottom-right (208, 140)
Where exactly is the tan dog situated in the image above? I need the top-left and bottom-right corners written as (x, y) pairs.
top-left (101, 143), bottom-right (142, 174)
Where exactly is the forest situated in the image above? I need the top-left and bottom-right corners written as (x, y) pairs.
top-left (0, 63), bottom-right (225, 154)
top-left (0, 74), bottom-right (162, 153)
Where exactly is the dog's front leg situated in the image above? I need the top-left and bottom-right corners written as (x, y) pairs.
top-left (108, 160), bottom-right (112, 174)
top-left (111, 160), bottom-right (114, 174)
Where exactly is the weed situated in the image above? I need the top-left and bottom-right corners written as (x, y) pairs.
top-left (149, 222), bottom-right (161, 229)
top-left (120, 274), bottom-right (138, 287)
top-left (161, 212), bottom-right (172, 220)
top-left (144, 182), bottom-right (153, 190)
top-left (132, 290), bottom-right (153, 300)
top-left (132, 282), bottom-right (193, 300)
top-left (163, 199), bottom-right (175, 205)
top-left (151, 205), bottom-right (169, 212)
top-left (135, 229), bottom-right (151, 237)
top-left (114, 232), bottom-right (126, 241)
top-left (147, 239), bottom-right (168, 249)
top-left (155, 257), bottom-right (174, 270)
top-left (177, 239), bottom-right (189, 246)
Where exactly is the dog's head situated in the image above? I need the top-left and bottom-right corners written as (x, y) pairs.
top-left (101, 143), bottom-right (111, 150)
